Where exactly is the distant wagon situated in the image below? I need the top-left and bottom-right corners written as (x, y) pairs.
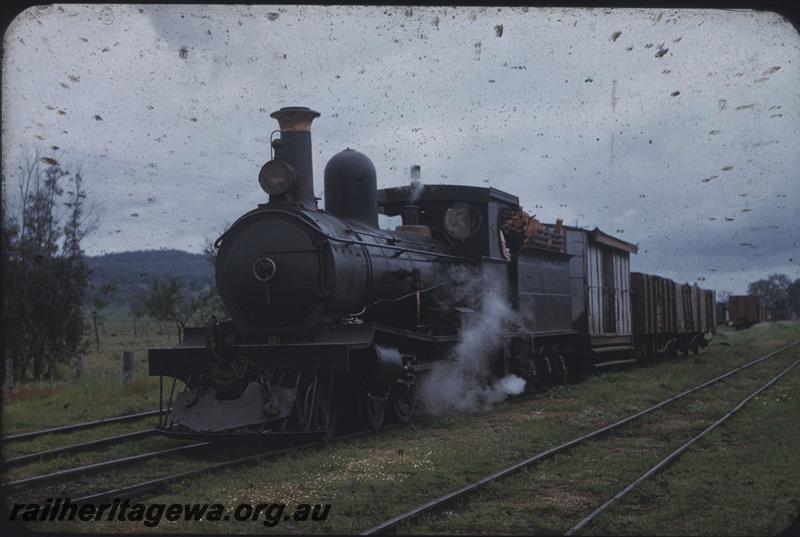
top-left (727, 295), bottom-right (764, 329)
top-left (630, 274), bottom-right (715, 359)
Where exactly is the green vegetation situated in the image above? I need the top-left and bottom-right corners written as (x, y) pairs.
top-left (583, 371), bottom-right (800, 536)
top-left (8, 322), bottom-right (796, 534)
top-left (137, 276), bottom-right (225, 342)
top-left (747, 273), bottom-right (800, 318)
top-left (3, 154), bottom-right (91, 381)
top-left (407, 337), bottom-right (800, 535)
top-left (2, 310), bottom-right (173, 436)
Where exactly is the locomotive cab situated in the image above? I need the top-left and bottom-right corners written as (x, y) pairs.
top-left (378, 184), bottom-right (518, 263)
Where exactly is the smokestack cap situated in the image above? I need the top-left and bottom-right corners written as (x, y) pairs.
top-left (270, 107), bottom-right (320, 132)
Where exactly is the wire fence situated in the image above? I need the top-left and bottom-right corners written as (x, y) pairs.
top-left (83, 315), bottom-right (179, 339)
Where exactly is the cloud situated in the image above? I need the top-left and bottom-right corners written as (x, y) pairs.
top-left (2, 5), bottom-right (798, 292)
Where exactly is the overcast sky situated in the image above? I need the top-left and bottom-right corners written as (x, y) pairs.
top-left (3, 5), bottom-right (799, 294)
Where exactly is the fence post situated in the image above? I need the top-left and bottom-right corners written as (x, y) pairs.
top-left (92, 310), bottom-right (100, 351)
top-left (75, 353), bottom-right (85, 380)
top-left (3, 358), bottom-right (13, 390)
top-left (122, 351), bottom-right (134, 383)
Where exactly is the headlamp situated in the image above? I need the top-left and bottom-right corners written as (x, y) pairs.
top-left (258, 160), bottom-right (296, 196)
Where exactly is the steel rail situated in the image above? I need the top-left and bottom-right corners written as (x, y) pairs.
top-left (5, 429), bottom-right (156, 467)
top-left (3, 442), bottom-right (210, 493)
top-left (71, 420), bottom-right (431, 504)
top-left (3, 409), bottom-right (162, 442)
top-left (72, 443), bottom-right (304, 504)
top-left (360, 340), bottom-right (800, 535)
top-left (565, 357), bottom-right (800, 536)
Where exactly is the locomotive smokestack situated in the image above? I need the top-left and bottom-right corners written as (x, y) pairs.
top-left (266, 106), bottom-right (320, 209)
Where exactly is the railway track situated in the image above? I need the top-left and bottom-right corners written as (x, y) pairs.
top-left (360, 340), bottom-right (800, 535)
top-left (3, 408), bottom-right (162, 443)
top-left (5, 429), bottom-right (157, 467)
top-left (69, 426), bottom-right (392, 504)
top-left (5, 341), bottom-right (797, 533)
top-left (3, 419), bottom-right (426, 507)
top-left (4, 408), bottom-right (169, 473)
top-left (565, 356), bottom-right (800, 535)
top-left (3, 379), bottom-right (427, 504)
top-left (4, 441), bottom-right (211, 493)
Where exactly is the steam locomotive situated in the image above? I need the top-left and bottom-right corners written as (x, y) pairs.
top-left (148, 106), bottom-right (715, 439)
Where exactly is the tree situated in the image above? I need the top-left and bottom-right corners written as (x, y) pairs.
top-left (138, 276), bottom-right (226, 342)
top-left (787, 279), bottom-right (800, 317)
top-left (186, 287), bottom-right (226, 327)
top-left (202, 224), bottom-right (228, 267)
top-left (3, 153), bottom-right (95, 380)
top-left (88, 281), bottom-right (117, 350)
top-left (203, 238), bottom-right (218, 266)
top-left (200, 231), bottom-right (228, 320)
top-left (139, 276), bottom-right (188, 342)
top-left (130, 299), bottom-right (148, 337)
top-left (747, 274), bottom-right (791, 311)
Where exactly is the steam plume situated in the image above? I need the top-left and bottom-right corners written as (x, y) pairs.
top-left (408, 164), bottom-right (424, 203)
top-left (419, 268), bottom-right (526, 415)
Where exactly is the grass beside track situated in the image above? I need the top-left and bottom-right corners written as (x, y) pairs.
top-left (2, 311), bottom-right (183, 475)
top-left (406, 336), bottom-right (800, 535)
top-left (580, 368), bottom-right (800, 536)
top-left (2, 310), bottom-right (176, 436)
top-left (9, 321), bottom-right (797, 534)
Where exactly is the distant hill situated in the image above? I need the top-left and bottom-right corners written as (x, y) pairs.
top-left (86, 249), bottom-right (214, 307)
